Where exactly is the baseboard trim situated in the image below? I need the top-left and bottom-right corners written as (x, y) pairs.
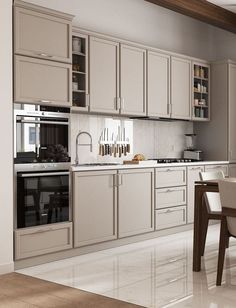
top-left (0, 262), bottom-right (14, 275)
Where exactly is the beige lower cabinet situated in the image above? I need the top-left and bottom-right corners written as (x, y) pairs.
top-left (155, 206), bottom-right (186, 230)
top-left (229, 164), bottom-right (236, 177)
top-left (155, 167), bottom-right (186, 188)
top-left (204, 164), bottom-right (228, 176)
top-left (187, 165), bottom-right (204, 223)
top-left (14, 55), bottom-right (72, 107)
top-left (73, 170), bottom-right (117, 247)
top-left (118, 168), bottom-right (154, 238)
top-left (155, 186), bottom-right (186, 209)
top-left (14, 222), bottom-right (72, 260)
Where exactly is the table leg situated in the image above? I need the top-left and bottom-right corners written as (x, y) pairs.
top-left (193, 185), bottom-right (205, 271)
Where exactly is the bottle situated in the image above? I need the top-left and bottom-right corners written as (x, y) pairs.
top-left (72, 75), bottom-right (78, 90)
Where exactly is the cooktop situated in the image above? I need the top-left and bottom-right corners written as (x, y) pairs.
top-left (149, 158), bottom-right (201, 163)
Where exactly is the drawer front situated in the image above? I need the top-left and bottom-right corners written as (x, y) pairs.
top-left (14, 55), bottom-right (72, 107)
top-left (14, 6), bottom-right (72, 63)
top-left (15, 222), bottom-right (72, 260)
top-left (155, 206), bottom-right (186, 230)
top-left (155, 167), bottom-right (186, 188)
top-left (155, 186), bottom-right (186, 209)
top-left (204, 164), bottom-right (228, 176)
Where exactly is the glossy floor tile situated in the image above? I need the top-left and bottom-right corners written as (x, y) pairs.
top-left (18, 224), bottom-right (236, 308)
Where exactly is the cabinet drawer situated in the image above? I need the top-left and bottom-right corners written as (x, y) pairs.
top-left (14, 5), bottom-right (72, 63)
top-left (155, 167), bottom-right (186, 188)
top-left (15, 222), bottom-right (72, 260)
top-left (155, 186), bottom-right (186, 209)
top-left (14, 55), bottom-right (72, 107)
top-left (204, 164), bottom-right (228, 176)
top-left (155, 206), bottom-right (186, 230)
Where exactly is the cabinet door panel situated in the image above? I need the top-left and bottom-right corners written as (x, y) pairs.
top-left (15, 222), bottom-right (72, 260)
top-left (73, 171), bottom-right (117, 247)
top-left (204, 164), bottom-right (228, 176)
top-left (14, 55), bottom-right (72, 107)
top-left (171, 57), bottom-right (191, 120)
top-left (118, 169), bottom-right (154, 238)
top-left (155, 167), bottom-right (186, 188)
top-left (14, 6), bottom-right (72, 63)
top-left (229, 64), bottom-right (236, 162)
top-left (147, 51), bottom-right (170, 118)
top-left (120, 44), bottom-right (146, 116)
top-left (155, 206), bottom-right (186, 230)
top-left (89, 37), bottom-right (119, 114)
top-left (187, 166), bottom-right (204, 223)
top-left (155, 186), bottom-right (186, 209)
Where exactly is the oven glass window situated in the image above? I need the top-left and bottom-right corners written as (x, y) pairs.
top-left (17, 173), bottom-right (69, 228)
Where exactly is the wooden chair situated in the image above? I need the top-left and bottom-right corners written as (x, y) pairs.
top-left (217, 178), bottom-right (236, 286)
top-left (199, 171), bottom-right (225, 256)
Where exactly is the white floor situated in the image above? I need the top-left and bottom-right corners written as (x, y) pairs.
top-left (18, 224), bottom-right (236, 308)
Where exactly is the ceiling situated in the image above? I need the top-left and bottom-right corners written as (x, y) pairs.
top-left (207, 0), bottom-right (236, 13)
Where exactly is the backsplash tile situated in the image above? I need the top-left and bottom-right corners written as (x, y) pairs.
top-left (70, 113), bottom-right (193, 164)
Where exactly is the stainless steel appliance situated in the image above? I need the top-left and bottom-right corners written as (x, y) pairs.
top-left (183, 134), bottom-right (203, 161)
top-left (14, 104), bottom-right (70, 164)
top-left (15, 163), bottom-right (70, 229)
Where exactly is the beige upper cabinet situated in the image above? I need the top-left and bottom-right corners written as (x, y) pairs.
top-left (147, 51), bottom-right (170, 118)
top-left (229, 64), bottom-right (236, 162)
top-left (14, 1), bottom-right (73, 63)
top-left (89, 36), bottom-right (120, 114)
top-left (171, 57), bottom-right (191, 120)
top-left (14, 55), bottom-right (72, 107)
top-left (118, 168), bottom-right (154, 238)
top-left (120, 44), bottom-right (146, 116)
top-left (73, 171), bottom-right (117, 247)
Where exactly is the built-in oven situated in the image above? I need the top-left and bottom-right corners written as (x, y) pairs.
top-left (16, 166), bottom-right (70, 228)
top-left (14, 104), bottom-right (70, 164)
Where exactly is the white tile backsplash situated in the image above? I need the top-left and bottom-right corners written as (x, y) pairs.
top-left (70, 113), bottom-right (193, 164)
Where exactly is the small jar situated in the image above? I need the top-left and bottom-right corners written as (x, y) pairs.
top-left (72, 37), bottom-right (82, 53)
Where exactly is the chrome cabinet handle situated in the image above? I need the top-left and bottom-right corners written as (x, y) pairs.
top-left (86, 94), bottom-right (90, 107)
top-left (31, 227), bottom-right (54, 234)
top-left (190, 167), bottom-right (202, 170)
top-left (19, 172), bottom-right (69, 177)
top-left (36, 100), bottom-right (52, 104)
top-left (118, 174), bottom-right (123, 186)
top-left (36, 53), bottom-right (53, 58)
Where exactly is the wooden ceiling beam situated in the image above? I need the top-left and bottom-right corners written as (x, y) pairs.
top-left (145, 0), bottom-right (236, 34)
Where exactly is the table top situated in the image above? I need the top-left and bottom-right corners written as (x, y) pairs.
top-left (195, 180), bottom-right (219, 186)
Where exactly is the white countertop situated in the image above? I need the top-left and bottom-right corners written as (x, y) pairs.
top-left (71, 160), bottom-right (229, 172)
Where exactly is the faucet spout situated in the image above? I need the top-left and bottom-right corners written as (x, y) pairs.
top-left (75, 131), bottom-right (93, 165)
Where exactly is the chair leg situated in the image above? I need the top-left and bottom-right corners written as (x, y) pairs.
top-left (226, 236), bottom-right (229, 249)
top-left (201, 215), bottom-right (209, 256)
top-left (216, 217), bottom-right (227, 286)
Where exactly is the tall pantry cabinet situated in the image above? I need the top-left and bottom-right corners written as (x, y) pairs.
top-left (195, 60), bottom-right (236, 162)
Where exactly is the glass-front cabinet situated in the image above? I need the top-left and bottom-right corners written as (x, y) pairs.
top-left (192, 62), bottom-right (210, 121)
top-left (71, 31), bottom-right (89, 111)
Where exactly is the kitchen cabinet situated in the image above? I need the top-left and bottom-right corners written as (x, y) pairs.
top-left (118, 168), bottom-right (154, 238)
top-left (155, 186), bottom-right (186, 210)
top-left (71, 30), bottom-right (89, 111)
top-left (187, 165), bottom-right (204, 223)
top-left (89, 36), bottom-right (120, 114)
top-left (192, 62), bottom-right (210, 121)
top-left (155, 206), bottom-right (186, 230)
top-left (155, 167), bottom-right (186, 188)
top-left (14, 0), bottom-right (73, 63)
top-left (204, 164), bottom-right (228, 176)
top-left (73, 171), bottom-right (117, 247)
top-left (14, 55), bottom-right (72, 107)
top-left (120, 44), bottom-right (146, 116)
top-left (147, 51), bottom-right (170, 118)
top-left (15, 222), bottom-right (72, 260)
top-left (229, 164), bottom-right (236, 177)
top-left (171, 57), bottom-right (191, 120)
top-left (195, 61), bottom-right (236, 162)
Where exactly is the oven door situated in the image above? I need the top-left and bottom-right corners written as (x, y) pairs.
top-left (17, 171), bottom-right (70, 228)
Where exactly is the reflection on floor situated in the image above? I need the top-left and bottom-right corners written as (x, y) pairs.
top-left (18, 224), bottom-right (236, 308)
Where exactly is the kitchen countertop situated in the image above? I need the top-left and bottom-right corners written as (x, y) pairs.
top-left (71, 160), bottom-right (229, 172)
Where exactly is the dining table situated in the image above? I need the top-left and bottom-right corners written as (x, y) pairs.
top-left (192, 179), bottom-right (219, 272)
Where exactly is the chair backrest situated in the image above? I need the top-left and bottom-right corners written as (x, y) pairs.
top-left (199, 171), bottom-right (224, 181)
top-left (219, 178), bottom-right (236, 236)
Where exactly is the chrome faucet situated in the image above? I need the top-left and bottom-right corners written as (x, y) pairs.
top-left (75, 131), bottom-right (93, 165)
